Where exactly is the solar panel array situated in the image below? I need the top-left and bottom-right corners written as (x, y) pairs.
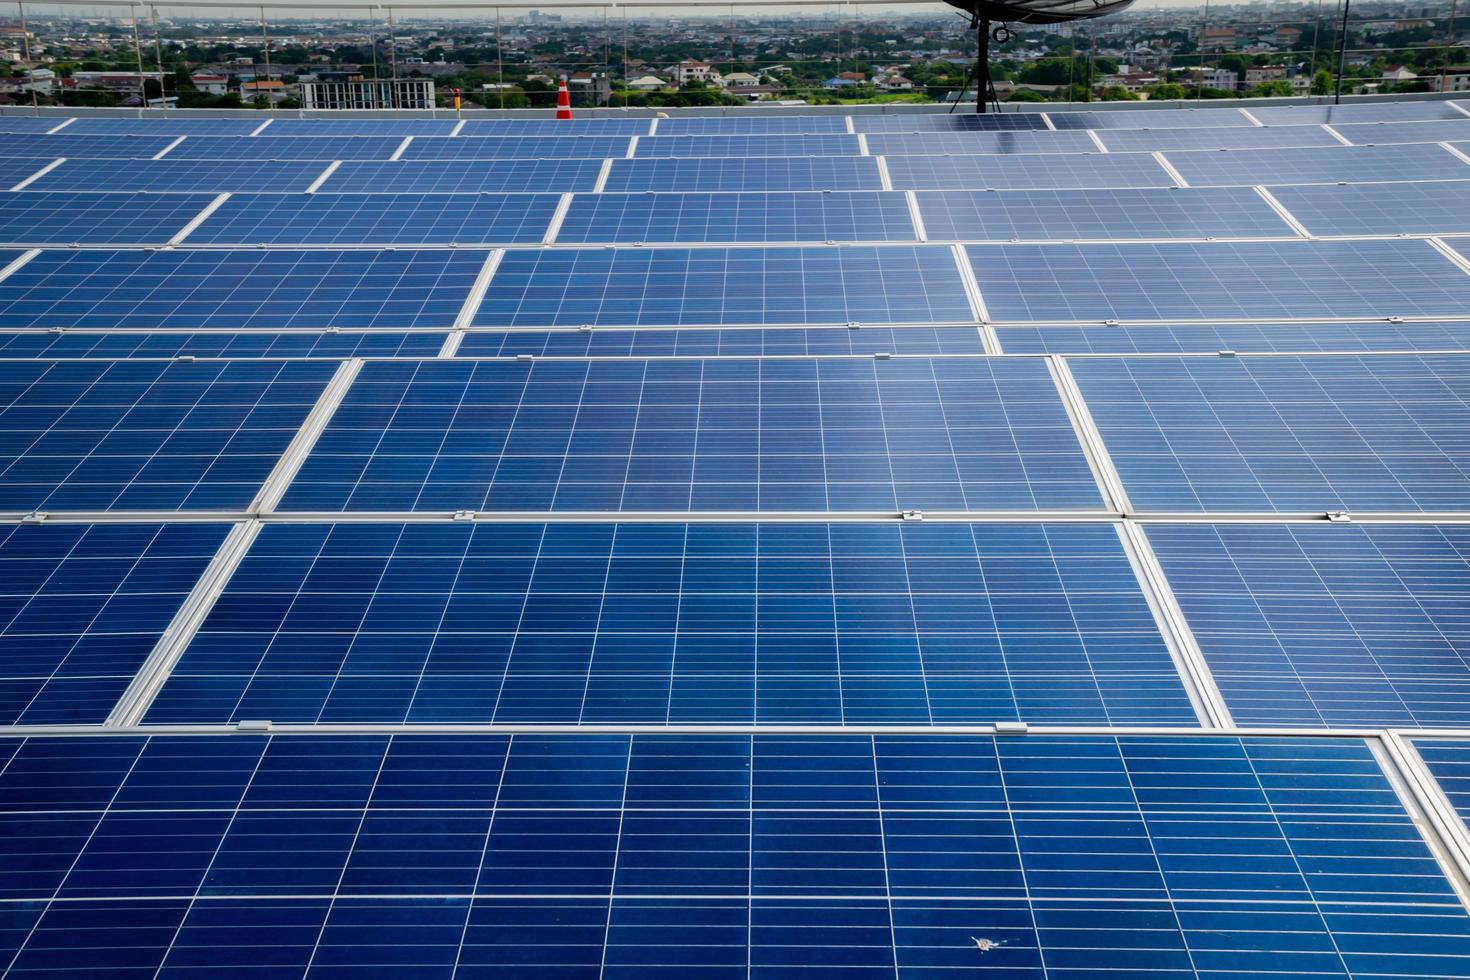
top-left (4, 101), bottom-right (1470, 976)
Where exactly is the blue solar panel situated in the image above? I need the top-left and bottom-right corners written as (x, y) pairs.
top-left (1414, 740), bottom-right (1470, 823)
top-left (147, 521), bottom-right (1190, 725)
top-left (278, 357), bottom-right (1103, 512)
top-left (635, 135), bottom-right (860, 157)
top-left (853, 113), bottom-right (1052, 132)
top-left (25, 158), bottom-right (329, 194)
top-left (0, 331), bottom-right (448, 359)
top-left (0, 732), bottom-right (1464, 977)
top-left (460, 118), bottom-right (652, 136)
top-left (165, 136), bottom-right (399, 161)
top-left (320, 159), bottom-right (605, 193)
top-left (1095, 125), bottom-right (1340, 152)
top-left (1254, 101), bottom-right (1470, 125)
top-left (66, 118), bottom-right (264, 135)
top-left (1149, 522), bottom-right (1470, 728)
top-left (658, 117), bottom-right (852, 135)
top-left (1069, 354), bottom-right (1470, 512)
top-left (0, 117), bottom-right (69, 133)
top-left (1166, 143), bottom-right (1470, 186)
top-left (404, 136), bottom-right (631, 160)
top-left (1051, 108), bottom-right (1255, 129)
top-left (474, 246), bottom-right (972, 327)
top-left (0, 358), bottom-right (335, 511)
top-left (997, 321), bottom-right (1470, 354)
top-left (0, 134), bottom-right (178, 158)
top-left (266, 119), bottom-right (459, 136)
top-left (866, 132), bottom-right (1100, 156)
top-left (1336, 119), bottom-right (1470, 144)
top-left (0, 248), bottom-right (488, 330)
top-left (555, 192), bottom-right (915, 243)
top-left (605, 157), bottom-right (883, 191)
top-left (1270, 179), bottom-right (1470, 236)
top-left (970, 240), bottom-right (1470, 321)
top-left (456, 325), bottom-right (987, 357)
top-left (183, 193), bottom-right (560, 246)
top-left (886, 152), bottom-right (1174, 190)
top-left (0, 522), bottom-right (230, 724)
top-left (0, 191), bottom-right (213, 246)
top-left (0, 158), bottom-right (56, 190)
top-left (917, 187), bottom-right (1293, 241)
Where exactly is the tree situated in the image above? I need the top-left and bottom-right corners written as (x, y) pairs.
top-left (1249, 80), bottom-right (1294, 98)
top-left (1099, 85), bottom-right (1138, 101)
top-left (1311, 69), bottom-right (1332, 95)
top-left (1005, 88), bottom-right (1046, 102)
top-left (1148, 81), bottom-right (1186, 100)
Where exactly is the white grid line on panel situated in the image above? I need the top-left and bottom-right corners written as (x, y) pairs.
top-left (249, 119), bottom-right (273, 136)
top-left (450, 120), bottom-right (466, 137)
top-left (592, 158), bottom-right (614, 193)
top-left (1087, 130), bottom-right (1110, 153)
top-left (249, 357), bottom-right (364, 515)
top-left (1442, 141), bottom-right (1470, 166)
top-left (950, 243), bottom-right (989, 323)
top-left (0, 248), bottom-right (39, 285)
top-left (1152, 151), bottom-right (1189, 187)
top-left (1046, 355), bottom-right (1132, 513)
top-left (389, 136), bottom-right (414, 161)
top-left (626, 135), bottom-right (639, 158)
top-left (1253, 185), bottom-right (1314, 238)
top-left (9, 158), bottom-right (64, 192)
top-left (303, 160), bottom-right (341, 194)
top-left (44, 118), bottom-right (75, 134)
top-left (152, 135), bottom-right (186, 160)
top-left (857, 133), bottom-right (870, 156)
top-left (1373, 735), bottom-right (1470, 915)
top-left (166, 191), bottom-right (232, 246)
top-left (1323, 124), bottom-right (1353, 145)
top-left (1239, 108), bottom-right (1265, 127)
top-left (903, 190), bottom-right (927, 241)
top-left (542, 192), bottom-right (575, 244)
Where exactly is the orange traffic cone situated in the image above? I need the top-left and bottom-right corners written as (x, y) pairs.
top-left (556, 77), bottom-right (572, 120)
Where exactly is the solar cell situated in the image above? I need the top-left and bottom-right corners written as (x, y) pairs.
top-left (634, 134), bottom-right (861, 157)
top-left (1149, 522), bottom-right (1470, 728)
top-left (473, 246), bottom-right (973, 327)
top-left (164, 136), bottom-right (399, 161)
top-left (916, 187), bottom-right (1294, 241)
top-left (0, 191), bottom-right (214, 246)
top-left (183, 193), bottom-right (560, 246)
top-left (403, 136), bottom-right (631, 160)
top-left (864, 131), bottom-right (1099, 155)
top-left (0, 158), bottom-right (56, 190)
top-left (0, 358), bottom-right (335, 511)
top-left (65, 118), bottom-right (264, 135)
top-left (0, 331), bottom-right (448, 359)
top-left (147, 521), bottom-right (1190, 725)
top-left (265, 119), bottom-right (459, 136)
top-left (459, 118), bottom-right (652, 136)
top-left (1164, 143), bottom-right (1470, 186)
top-left (1068, 354), bottom-right (1470, 512)
top-left (24, 158), bottom-right (328, 194)
top-left (456, 325), bottom-right (988, 357)
top-left (969, 240), bottom-right (1470, 321)
top-left (1270, 179), bottom-right (1470, 236)
top-left (0, 133), bottom-right (176, 158)
top-left (1252, 101), bottom-right (1470, 125)
top-left (1335, 119), bottom-right (1470, 144)
top-left (604, 157), bottom-right (883, 192)
top-left (996, 321), bottom-right (1470, 354)
top-left (0, 522), bottom-right (230, 724)
top-left (0, 248), bottom-right (488, 330)
top-left (0, 732), bottom-right (1464, 976)
top-left (319, 159), bottom-right (605, 194)
top-left (278, 357), bottom-right (1103, 512)
top-left (885, 152), bottom-right (1174, 190)
top-left (554, 192), bottom-right (916, 243)
top-left (657, 117), bottom-right (852, 134)
top-left (853, 113), bottom-right (1052, 132)
top-left (0, 117), bottom-right (70, 133)
top-left (1050, 108), bottom-right (1255, 129)
top-left (1094, 125), bottom-right (1341, 152)
top-left (1415, 740), bottom-right (1470, 823)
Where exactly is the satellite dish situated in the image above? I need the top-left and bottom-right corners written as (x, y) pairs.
top-left (943, 0), bottom-right (1134, 25)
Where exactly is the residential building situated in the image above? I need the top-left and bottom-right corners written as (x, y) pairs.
top-left (627, 74), bottom-right (668, 91)
top-left (300, 72), bottom-right (434, 109)
top-left (191, 73), bottom-right (228, 95)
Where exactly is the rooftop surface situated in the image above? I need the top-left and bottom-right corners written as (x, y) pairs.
top-left (1, 100), bottom-right (1470, 977)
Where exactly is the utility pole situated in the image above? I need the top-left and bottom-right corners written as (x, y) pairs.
top-left (1335, 0), bottom-right (1351, 104)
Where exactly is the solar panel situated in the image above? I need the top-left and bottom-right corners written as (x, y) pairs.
top-left (916, 187), bottom-right (1294, 241)
top-left (266, 119), bottom-right (459, 136)
top-left (1149, 522), bottom-right (1470, 728)
top-left (456, 325), bottom-right (988, 357)
top-left (277, 357), bottom-right (1103, 512)
top-left (1051, 108), bottom-right (1255, 129)
top-left (0, 191), bottom-right (214, 246)
top-left (1269, 179), bottom-right (1470, 236)
top-left (1335, 119), bottom-right (1470, 144)
top-left (1095, 125), bottom-right (1342, 152)
top-left (0, 330), bottom-right (448, 359)
top-left (853, 114), bottom-right (1052, 132)
top-left (1069, 354), bottom-right (1470, 512)
top-left (0, 158), bottom-right (57, 190)
top-left (1253, 101), bottom-right (1470, 125)
top-left (459, 118), bottom-right (653, 136)
top-left (554, 192), bottom-right (916, 243)
top-left (182, 193), bottom-right (561, 246)
top-left (25, 158), bottom-right (329, 194)
top-left (969, 240), bottom-right (1470, 321)
top-left (885, 152), bottom-right (1174, 190)
top-left (1414, 740), bottom-right (1470, 823)
top-left (403, 136), bottom-right (632, 160)
top-left (0, 117), bottom-right (69, 133)
top-left (164, 136), bottom-right (400, 161)
top-left (996, 321), bottom-right (1470, 355)
top-left (0, 732), bottom-right (1464, 976)
top-left (0, 248), bottom-right (488, 330)
top-left (0, 133), bottom-right (176, 158)
top-left (634, 135), bottom-right (861, 157)
top-left (65, 118), bottom-right (264, 135)
top-left (319, 159), bottom-right (606, 194)
top-left (1165, 143), bottom-right (1470, 186)
top-left (0, 522), bottom-right (230, 724)
top-left (864, 131), bottom-right (1099, 156)
top-left (147, 521), bottom-right (1191, 725)
top-left (472, 246), bottom-right (973, 327)
top-left (658, 117), bottom-right (852, 135)
top-left (604, 157), bottom-right (883, 192)
top-left (0, 358), bottom-right (335, 510)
